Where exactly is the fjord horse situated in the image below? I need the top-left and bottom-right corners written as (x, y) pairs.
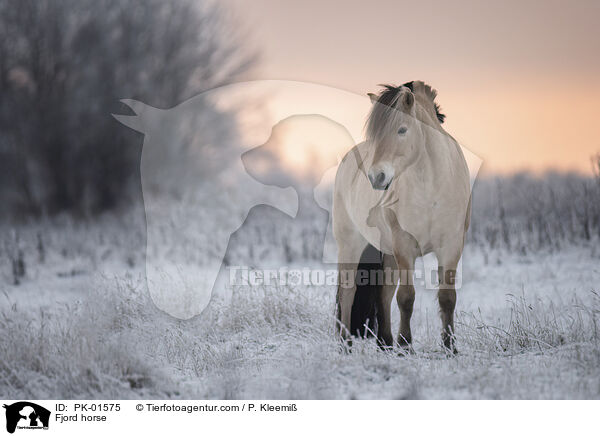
top-left (333, 81), bottom-right (471, 353)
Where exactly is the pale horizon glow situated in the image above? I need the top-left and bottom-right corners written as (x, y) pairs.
top-left (212, 80), bottom-right (483, 180)
top-left (224, 0), bottom-right (600, 175)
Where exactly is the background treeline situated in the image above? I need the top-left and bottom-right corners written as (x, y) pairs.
top-left (469, 158), bottom-right (600, 251)
top-left (1, 0), bottom-right (599, 256)
top-left (221, 165), bottom-right (600, 270)
top-left (0, 0), bottom-right (253, 218)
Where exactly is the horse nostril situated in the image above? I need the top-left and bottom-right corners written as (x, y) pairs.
top-left (368, 169), bottom-right (389, 189)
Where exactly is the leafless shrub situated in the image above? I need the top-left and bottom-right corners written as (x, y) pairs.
top-left (470, 167), bottom-right (600, 250)
top-left (459, 292), bottom-right (600, 362)
top-left (5, 231), bottom-right (26, 285)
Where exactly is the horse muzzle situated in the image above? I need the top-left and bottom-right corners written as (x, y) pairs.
top-left (368, 166), bottom-right (394, 191)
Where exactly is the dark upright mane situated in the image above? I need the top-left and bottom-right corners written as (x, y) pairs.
top-left (401, 81), bottom-right (445, 124)
top-left (365, 81), bottom-right (446, 142)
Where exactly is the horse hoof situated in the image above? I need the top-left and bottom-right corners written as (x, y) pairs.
top-left (442, 346), bottom-right (458, 357)
top-left (398, 345), bottom-right (415, 357)
top-left (338, 338), bottom-right (353, 354)
top-left (377, 344), bottom-right (394, 353)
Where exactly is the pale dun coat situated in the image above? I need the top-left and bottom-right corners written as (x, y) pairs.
top-left (333, 81), bottom-right (471, 353)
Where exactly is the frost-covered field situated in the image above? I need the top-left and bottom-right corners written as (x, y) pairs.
top-left (1, 206), bottom-right (600, 400)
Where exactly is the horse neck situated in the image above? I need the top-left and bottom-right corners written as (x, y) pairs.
top-left (418, 124), bottom-right (459, 180)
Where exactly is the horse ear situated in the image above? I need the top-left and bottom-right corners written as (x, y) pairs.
top-left (402, 91), bottom-right (414, 109)
top-left (367, 93), bottom-right (378, 104)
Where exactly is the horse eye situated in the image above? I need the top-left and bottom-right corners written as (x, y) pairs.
top-left (398, 127), bottom-right (407, 135)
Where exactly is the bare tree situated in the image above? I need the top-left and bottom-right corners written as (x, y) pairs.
top-left (0, 0), bottom-right (255, 217)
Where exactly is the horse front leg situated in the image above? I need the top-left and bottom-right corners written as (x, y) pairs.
top-left (393, 252), bottom-right (416, 352)
top-left (387, 218), bottom-right (419, 353)
top-left (396, 284), bottom-right (415, 350)
top-left (374, 254), bottom-right (396, 349)
top-left (438, 260), bottom-right (459, 354)
top-left (376, 280), bottom-right (395, 349)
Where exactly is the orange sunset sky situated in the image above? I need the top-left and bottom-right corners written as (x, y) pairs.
top-left (224, 0), bottom-right (600, 175)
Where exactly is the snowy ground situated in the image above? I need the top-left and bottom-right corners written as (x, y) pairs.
top-left (1, 211), bottom-right (599, 399)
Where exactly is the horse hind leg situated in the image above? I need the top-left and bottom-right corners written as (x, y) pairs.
top-left (351, 244), bottom-right (382, 339)
top-left (335, 234), bottom-right (368, 347)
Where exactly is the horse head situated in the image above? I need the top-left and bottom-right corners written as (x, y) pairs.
top-left (365, 83), bottom-right (438, 190)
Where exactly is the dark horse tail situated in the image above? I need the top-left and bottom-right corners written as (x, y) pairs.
top-left (350, 244), bottom-right (384, 338)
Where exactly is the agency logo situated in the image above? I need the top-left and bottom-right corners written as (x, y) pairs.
top-left (113, 80), bottom-right (482, 320)
top-left (3, 402), bottom-right (50, 434)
